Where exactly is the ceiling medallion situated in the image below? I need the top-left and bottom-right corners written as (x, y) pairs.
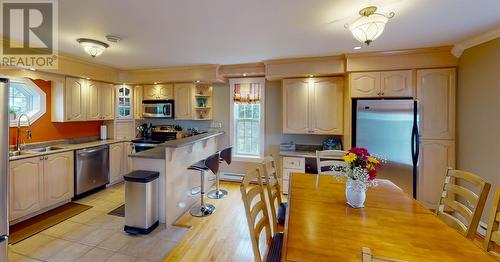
top-left (76, 38), bottom-right (109, 58)
top-left (345, 6), bottom-right (395, 46)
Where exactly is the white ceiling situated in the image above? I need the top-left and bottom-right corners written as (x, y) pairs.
top-left (57, 0), bottom-right (500, 68)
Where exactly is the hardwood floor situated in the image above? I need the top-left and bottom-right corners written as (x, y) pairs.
top-left (164, 181), bottom-right (256, 262)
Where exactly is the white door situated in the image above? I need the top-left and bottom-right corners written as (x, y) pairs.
top-left (43, 152), bottom-right (74, 206)
top-left (65, 77), bottom-right (86, 121)
top-left (174, 83), bottom-right (194, 120)
top-left (9, 157), bottom-right (44, 220)
top-left (282, 79), bottom-right (310, 134)
top-left (309, 77), bottom-right (344, 135)
top-left (109, 143), bottom-right (124, 184)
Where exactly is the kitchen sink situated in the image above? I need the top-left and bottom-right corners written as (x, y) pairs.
top-left (9, 146), bottom-right (66, 157)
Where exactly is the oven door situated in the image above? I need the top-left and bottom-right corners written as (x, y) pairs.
top-left (133, 143), bottom-right (158, 152)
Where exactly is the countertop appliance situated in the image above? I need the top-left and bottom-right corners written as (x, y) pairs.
top-left (142, 99), bottom-right (174, 118)
top-left (75, 145), bottom-right (110, 197)
top-left (353, 99), bottom-right (419, 198)
top-left (1, 78), bottom-right (9, 261)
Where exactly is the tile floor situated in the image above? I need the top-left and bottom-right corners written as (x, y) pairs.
top-left (8, 183), bottom-right (188, 262)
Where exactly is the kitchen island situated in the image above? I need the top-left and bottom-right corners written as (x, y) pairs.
top-left (129, 131), bottom-right (224, 225)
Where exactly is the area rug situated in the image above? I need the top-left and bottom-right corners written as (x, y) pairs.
top-left (108, 204), bottom-right (125, 217)
top-left (9, 202), bottom-right (92, 244)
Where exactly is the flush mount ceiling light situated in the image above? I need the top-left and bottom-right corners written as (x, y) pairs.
top-left (345, 6), bottom-right (394, 46)
top-left (76, 38), bottom-right (109, 58)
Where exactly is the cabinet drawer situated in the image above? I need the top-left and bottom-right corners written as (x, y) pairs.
top-left (282, 179), bottom-right (289, 194)
top-left (283, 157), bottom-right (305, 170)
top-left (282, 168), bottom-right (304, 180)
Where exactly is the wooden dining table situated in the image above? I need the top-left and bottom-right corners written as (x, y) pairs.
top-left (281, 173), bottom-right (495, 262)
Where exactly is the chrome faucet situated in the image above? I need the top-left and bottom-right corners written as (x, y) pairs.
top-left (16, 114), bottom-right (32, 151)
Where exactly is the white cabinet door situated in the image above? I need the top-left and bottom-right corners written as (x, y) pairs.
top-left (100, 83), bottom-right (115, 120)
top-left (381, 70), bottom-right (413, 97)
top-left (310, 77), bottom-right (343, 135)
top-left (65, 77), bottom-right (86, 121)
top-left (9, 157), bottom-right (44, 221)
top-left (124, 142), bottom-right (133, 174)
top-left (282, 79), bottom-right (310, 134)
top-left (417, 68), bottom-right (456, 140)
top-left (174, 83), bottom-right (194, 120)
top-left (417, 139), bottom-right (455, 209)
top-left (133, 85), bottom-right (143, 119)
top-left (350, 72), bottom-right (381, 98)
top-left (116, 85), bottom-right (133, 120)
top-left (109, 143), bottom-right (124, 184)
top-left (43, 152), bottom-right (74, 207)
top-left (86, 81), bottom-right (100, 120)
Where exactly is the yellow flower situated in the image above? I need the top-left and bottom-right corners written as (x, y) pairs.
top-left (367, 156), bottom-right (380, 164)
top-left (343, 153), bottom-right (357, 163)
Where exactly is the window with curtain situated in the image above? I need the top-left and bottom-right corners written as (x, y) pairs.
top-left (230, 78), bottom-right (265, 160)
top-left (8, 78), bottom-right (46, 126)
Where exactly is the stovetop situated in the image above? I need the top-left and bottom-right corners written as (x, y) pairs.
top-left (131, 138), bottom-right (166, 144)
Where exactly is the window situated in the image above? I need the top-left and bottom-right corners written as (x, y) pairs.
top-left (229, 78), bottom-right (265, 161)
top-left (8, 78), bottom-right (46, 126)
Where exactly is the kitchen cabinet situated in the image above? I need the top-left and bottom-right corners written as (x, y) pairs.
top-left (124, 142), bottom-right (134, 174)
top-left (9, 157), bottom-right (44, 221)
top-left (281, 157), bottom-right (306, 194)
top-left (43, 152), bottom-right (74, 207)
top-left (174, 83), bottom-right (194, 120)
top-left (133, 85), bottom-right (143, 119)
top-left (9, 151), bottom-right (74, 221)
top-left (417, 139), bottom-right (455, 209)
top-left (417, 68), bottom-right (456, 140)
top-left (64, 77), bottom-right (87, 121)
top-left (100, 83), bottom-right (115, 120)
top-left (87, 82), bottom-right (114, 120)
top-left (110, 142), bottom-right (124, 184)
top-left (282, 77), bottom-right (343, 135)
top-left (144, 84), bottom-right (173, 100)
top-left (115, 85), bottom-right (133, 120)
top-left (350, 70), bottom-right (413, 98)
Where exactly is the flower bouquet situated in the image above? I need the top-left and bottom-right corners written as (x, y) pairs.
top-left (334, 147), bottom-right (382, 208)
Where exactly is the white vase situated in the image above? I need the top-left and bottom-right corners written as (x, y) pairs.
top-left (345, 179), bottom-right (366, 208)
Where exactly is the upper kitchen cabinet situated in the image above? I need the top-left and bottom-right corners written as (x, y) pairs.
top-left (115, 85), bottom-right (133, 120)
top-left (283, 77), bottom-right (343, 135)
top-left (63, 77), bottom-right (86, 121)
top-left (350, 70), bottom-right (413, 98)
top-left (174, 83), bottom-right (194, 120)
top-left (87, 81), bottom-right (114, 121)
top-left (100, 83), bottom-right (115, 120)
top-left (133, 85), bottom-right (143, 119)
top-left (417, 68), bottom-right (456, 140)
top-left (143, 84), bottom-right (173, 100)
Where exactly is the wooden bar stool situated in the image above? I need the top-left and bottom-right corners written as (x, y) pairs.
top-left (188, 153), bottom-right (220, 217)
top-left (208, 146), bottom-right (232, 199)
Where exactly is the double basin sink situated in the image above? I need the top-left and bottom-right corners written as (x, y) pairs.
top-left (9, 146), bottom-right (66, 157)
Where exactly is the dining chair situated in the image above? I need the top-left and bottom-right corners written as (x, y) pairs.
top-left (484, 188), bottom-right (500, 260)
top-left (262, 156), bottom-right (286, 236)
top-left (436, 168), bottom-right (491, 239)
top-left (315, 150), bottom-right (347, 188)
top-left (240, 167), bottom-right (283, 262)
top-left (361, 247), bottom-right (407, 262)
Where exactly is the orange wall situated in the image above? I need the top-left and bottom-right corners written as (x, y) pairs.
top-left (9, 79), bottom-right (103, 145)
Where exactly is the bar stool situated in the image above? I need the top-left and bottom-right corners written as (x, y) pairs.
top-left (208, 146), bottom-right (232, 199)
top-left (188, 153), bottom-right (220, 217)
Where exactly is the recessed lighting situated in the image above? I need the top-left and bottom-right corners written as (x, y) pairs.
top-left (86, 77), bottom-right (90, 80)
top-left (195, 80), bottom-right (201, 83)
top-left (243, 73), bottom-right (248, 77)
top-left (29, 68), bottom-right (36, 71)
top-left (309, 75), bottom-right (314, 78)
top-left (153, 82), bottom-right (158, 84)
top-left (353, 46), bottom-right (362, 50)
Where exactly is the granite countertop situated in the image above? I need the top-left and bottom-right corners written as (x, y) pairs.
top-left (130, 131), bottom-right (225, 159)
top-left (9, 139), bottom-right (128, 161)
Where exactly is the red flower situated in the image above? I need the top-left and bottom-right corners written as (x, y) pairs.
top-left (349, 147), bottom-right (370, 157)
top-left (368, 169), bottom-right (377, 180)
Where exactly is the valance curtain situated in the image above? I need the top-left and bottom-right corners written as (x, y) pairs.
top-left (233, 83), bottom-right (260, 104)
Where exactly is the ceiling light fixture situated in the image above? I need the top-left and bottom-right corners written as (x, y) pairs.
top-left (76, 38), bottom-right (109, 58)
top-left (345, 6), bottom-right (394, 46)
top-left (353, 46), bottom-right (362, 50)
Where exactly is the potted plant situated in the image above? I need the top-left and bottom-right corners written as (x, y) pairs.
top-left (9, 108), bottom-right (18, 121)
top-left (335, 147), bottom-right (382, 208)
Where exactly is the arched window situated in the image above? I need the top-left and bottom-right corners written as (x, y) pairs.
top-left (9, 78), bottom-right (46, 127)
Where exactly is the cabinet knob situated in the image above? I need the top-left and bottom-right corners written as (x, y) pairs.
top-left (45, 156), bottom-right (48, 160)
top-left (39, 157), bottom-right (44, 160)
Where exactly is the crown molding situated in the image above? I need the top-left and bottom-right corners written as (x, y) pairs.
top-left (452, 27), bottom-right (500, 57)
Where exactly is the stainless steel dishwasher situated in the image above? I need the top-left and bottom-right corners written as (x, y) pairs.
top-left (75, 145), bottom-right (110, 196)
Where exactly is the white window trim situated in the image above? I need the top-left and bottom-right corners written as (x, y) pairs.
top-left (8, 78), bottom-right (46, 127)
top-left (229, 77), bottom-right (265, 162)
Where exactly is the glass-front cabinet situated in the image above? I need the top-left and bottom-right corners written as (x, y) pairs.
top-left (115, 85), bottom-right (133, 119)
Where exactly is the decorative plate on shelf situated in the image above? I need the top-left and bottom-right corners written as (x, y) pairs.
top-left (323, 137), bottom-right (342, 150)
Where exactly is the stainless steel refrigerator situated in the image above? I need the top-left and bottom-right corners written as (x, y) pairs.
top-left (354, 99), bottom-right (419, 198)
top-left (1, 78), bottom-right (9, 261)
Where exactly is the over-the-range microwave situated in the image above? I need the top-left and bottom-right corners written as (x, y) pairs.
top-left (142, 99), bottom-right (174, 118)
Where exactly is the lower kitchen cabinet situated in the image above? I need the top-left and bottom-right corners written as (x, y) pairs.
top-left (110, 142), bottom-right (125, 184)
top-left (9, 151), bottom-right (74, 221)
top-left (281, 156), bottom-right (306, 194)
top-left (124, 142), bottom-right (134, 174)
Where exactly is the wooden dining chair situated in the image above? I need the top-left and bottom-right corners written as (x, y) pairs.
top-left (436, 168), bottom-right (491, 239)
top-left (484, 189), bottom-right (500, 260)
top-left (240, 168), bottom-right (283, 262)
top-left (262, 156), bottom-right (286, 236)
top-left (315, 150), bottom-right (347, 188)
top-left (361, 247), bottom-right (407, 262)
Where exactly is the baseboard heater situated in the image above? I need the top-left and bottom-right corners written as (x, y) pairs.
top-left (220, 172), bottom-right (269, 184)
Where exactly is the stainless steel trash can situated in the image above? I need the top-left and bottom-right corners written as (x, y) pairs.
top-left (124, 170), bottom-right (160, 234)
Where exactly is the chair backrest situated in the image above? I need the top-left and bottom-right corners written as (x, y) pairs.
top-left (204, 153), bottom-right (220, 174)
top-left (436, 168), bottom-right (491, 239)
top-left (361, 247), bottom-right (407, 262)
top-left (220, 146), bottom-right (232, 165)
top-left (240, 168), bottom-right (272, 262)
top-left (262, 155), bottom-right (282, 236)
top-left (316, 150), bottom-right (348, 175)
top-left (484, 189), bottom-right (500, 260)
